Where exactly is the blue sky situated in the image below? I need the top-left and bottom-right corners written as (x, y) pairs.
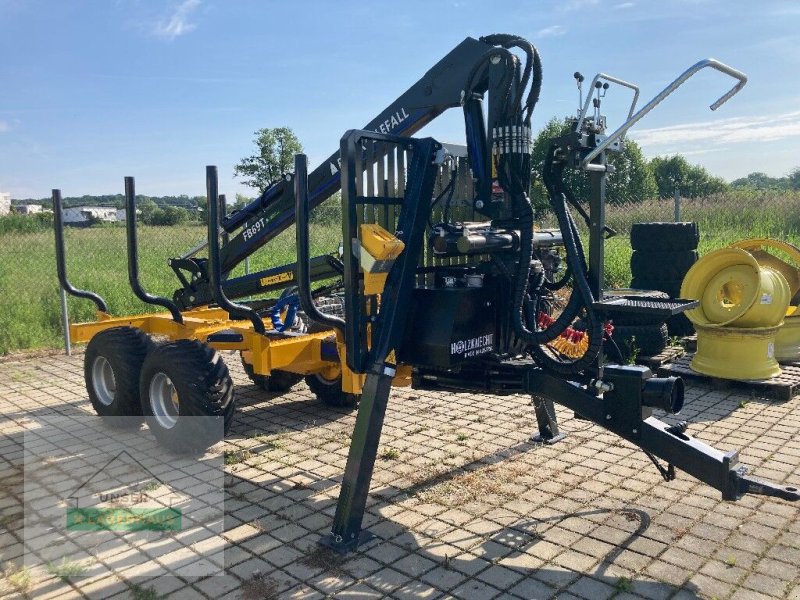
top-left (1, 0), bottom-right (798, 199)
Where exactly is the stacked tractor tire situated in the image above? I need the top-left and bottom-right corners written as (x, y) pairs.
top-left (611, 222), bottom-right (699, 362)
top-left (630, 222), bottom-right (699, 338)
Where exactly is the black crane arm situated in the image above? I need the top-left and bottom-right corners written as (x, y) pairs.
top-left (216, 36), bottom-right (503, 274)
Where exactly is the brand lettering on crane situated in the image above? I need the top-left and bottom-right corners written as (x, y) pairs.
top-left (375, 108), bottom-right (410, 135)
top-left (451, 334), bottom-right (494, 358)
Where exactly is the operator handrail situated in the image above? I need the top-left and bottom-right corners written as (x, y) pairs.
top-left (582, 58), bottom-right (747, 167)
top-left (52, 189), bottom-right (109, 313)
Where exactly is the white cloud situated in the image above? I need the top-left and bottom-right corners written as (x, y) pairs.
top-left (561, 0), bottom-right (599, 11)
top-left (630, 110), bottom-right (800, 147)
top-left (536, 25), bottom-right (566, 38)
top-left (0, 121), bottom-right (8, 133)
top-left (615, 2), bottom-right (635, 8)
top-left (153, 0), bottom-right (201, 40)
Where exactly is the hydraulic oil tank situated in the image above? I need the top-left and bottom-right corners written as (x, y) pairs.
top-left (399, 285), bottom-right (496, 369)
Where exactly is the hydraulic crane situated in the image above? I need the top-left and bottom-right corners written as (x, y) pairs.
top-left (53, 34), bottom-right (798, 554)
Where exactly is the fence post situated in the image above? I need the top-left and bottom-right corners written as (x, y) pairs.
top-left (59, 287), bottom-right (71, 356)
top-left (673, 187), bottom-right (681, 222)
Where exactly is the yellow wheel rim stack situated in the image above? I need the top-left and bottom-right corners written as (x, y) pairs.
top-left (680, 245), bottom-right (791, 380)
top-left (731, 239), bottom-right (800, 364)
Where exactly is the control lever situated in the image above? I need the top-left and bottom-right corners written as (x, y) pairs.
top-left (575, 72), bottom-right (640, 135)
top-left (582, 58), bottom-right (747, 167)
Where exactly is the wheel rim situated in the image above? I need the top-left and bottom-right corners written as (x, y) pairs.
top-left (91, 356), bottom-right (117, 406)
top-left (149, 372), bottom-right (180, 429)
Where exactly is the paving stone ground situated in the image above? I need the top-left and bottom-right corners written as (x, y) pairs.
top-left (0, 349), bottom-right (798, 599)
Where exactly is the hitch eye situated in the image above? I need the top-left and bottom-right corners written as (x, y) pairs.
top-left (642, 376), bottom-right (684, 414)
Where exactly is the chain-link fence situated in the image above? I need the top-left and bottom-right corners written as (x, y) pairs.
top-left (0, 197), bottom-right (343, 355)
top-left (1, 188), bottom-right (798, 355)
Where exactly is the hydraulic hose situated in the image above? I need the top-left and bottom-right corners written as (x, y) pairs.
top-left (506, 145), bottom-right (603, 374)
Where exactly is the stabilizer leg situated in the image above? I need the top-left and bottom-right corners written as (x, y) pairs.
top-left (322, 371), bottom-right (394, 553)
top-left (531, 395), bottom-right (566, 444)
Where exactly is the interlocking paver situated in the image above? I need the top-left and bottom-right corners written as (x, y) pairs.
top-left (1, 350), bottom-right (798, 599)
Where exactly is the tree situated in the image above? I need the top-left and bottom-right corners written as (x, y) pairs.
top-left (789, 167), bottom-right (800, 191)
top-left (530, 116), bottom-right (657, 209)
top-left (233, 193), bottom-right (252, 210)
top-left (233, 127), bottom-right (303, 191)
top-left (149, 206), bottom-right (188, 226)
top-left (650, 155), bottom-right (727, 198)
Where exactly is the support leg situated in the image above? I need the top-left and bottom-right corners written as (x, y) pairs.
top-left (531, 395), bottom-right (566, 444)
top-left (322, 371), bottom-right (393, 553)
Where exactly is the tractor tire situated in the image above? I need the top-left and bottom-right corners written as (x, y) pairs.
top-left (630, 250), bottom-right (698, 281)
top-left (612, 323), bottom-right (669, 361)
top-left (140, 340), bottom-right (235, 454)
top-left (84, 327), bottom-right (152, 426)
top-left (630, 277), bottom-right (683, 299)
top-left (630, 222), bottom-right (699, 252)
top-left (305, 372), bottom-right (359, 409)
top-left (667, 313), bottom-right (695, 337)
top-left (240, 356), bottom-right (303, 393)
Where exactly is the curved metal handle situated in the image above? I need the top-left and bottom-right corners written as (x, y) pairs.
top-left (583, 58), bottom-right (747, 167)
top-left (575, 72), bottom-right (640, 136)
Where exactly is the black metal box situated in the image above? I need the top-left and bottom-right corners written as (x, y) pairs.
top-left (399, 286), bottom-right (496, 369)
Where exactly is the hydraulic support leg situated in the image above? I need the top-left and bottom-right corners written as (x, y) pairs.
top-left (323, 133), bottom-right (441, 553)
top-left (531, 396), bottom-right (566, 444)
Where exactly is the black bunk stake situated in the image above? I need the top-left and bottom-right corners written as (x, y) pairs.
top-left (323, 132), bottom-right (441, 553)
top-left (205, 166), bottom-right (266, 334)
top-left (52, 188), bottom-right (108, 313)
top-left (294, 154), bottom-right (346, 337)
top-left (124, 177), bottom-right (184, 323)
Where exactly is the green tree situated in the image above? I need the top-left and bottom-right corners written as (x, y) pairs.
top-left (149, 206), bottom-right (188, 226)
top-left (233, 127), bottom-right (303, 191)
top-left (138, 198), bottom-right (158, 223)
top-left (233, 193), bottom-right (252, 210)
top-left (788, 167), bottom-right (800, 190)
top-left (530, 116), bottom-right (657, 209)
top-left (650, 155), bottom-right (727, 198)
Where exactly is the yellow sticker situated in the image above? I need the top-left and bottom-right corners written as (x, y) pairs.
top-left (259, 272), bottom-right (294, 287)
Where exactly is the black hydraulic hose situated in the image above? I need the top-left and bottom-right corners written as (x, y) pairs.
top-left (526, 191), bottom-right (603, 374)
top-left (478, 34), bottom-right (542, 122)
top-left (506, 146), bottom-right (603, 373)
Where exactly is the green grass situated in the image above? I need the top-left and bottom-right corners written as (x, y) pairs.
top-left (4, 563), bottom-right (32, 593)
top-left (0, 221), bottom-right (340, 354)
top-left (47, 558), bottom-right (88, 581)
top-left (1, 190), bottom-right (798, 354)
top-left (130, 583), bottom-right (165, 600)
top-left (379, 447), bottom-right (400, 460)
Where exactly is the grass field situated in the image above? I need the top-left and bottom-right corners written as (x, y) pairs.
top-left (0, 222), bottom-right (339, 353)
top-left (1, 190), bottom-right (798, 354)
